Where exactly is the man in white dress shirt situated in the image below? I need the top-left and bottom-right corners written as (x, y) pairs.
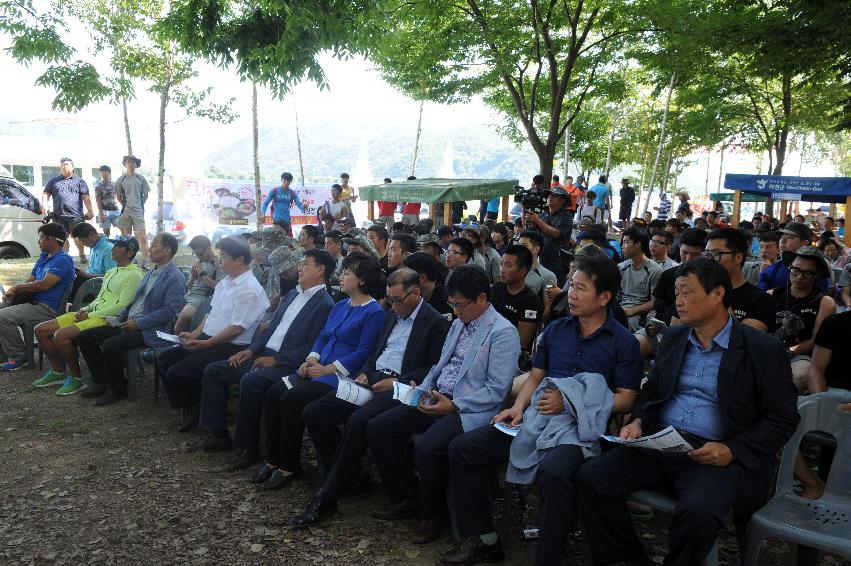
top-left (159, 237), bottom-right (270, 432)
top-left (197, 249), bottom-right (337, 465)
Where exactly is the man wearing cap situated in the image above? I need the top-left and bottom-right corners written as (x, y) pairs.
top-left (42, 157), bottom-right (94, 261)
top-left (115, 155), bottom-right (150, 259)
top-left (94, 165), bottom-right (121, 237)
top-left (261, 173), bottom-right (305, 236)
top-left (769, 246), bottom-right (836, 390)
top-left (76, 233), bottom-right (185, 405)
top-left (0, 223), bottom-right (76, 371)
top-left (266, 245), bottom-right (304, 307)
top-left (619, 178), bottom-right (635, 224)
top-left (758, 222), bottom-right (812, 291)
top-left (34, 236), bottom-right (144, 396)
top-left (523, 186), bottom-right (573, 287)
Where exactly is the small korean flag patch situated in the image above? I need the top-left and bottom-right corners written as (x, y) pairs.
top-left (525, 309), bottom-right (538, 319)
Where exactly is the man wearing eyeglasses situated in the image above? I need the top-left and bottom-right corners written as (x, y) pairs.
top-left (292, 268), bottom-right (450, 526)
top-left (365, 265), bottom-right (520, 545)
top-left (649, 231), bottom-right (679, 270)
top-left (704, 228), bottom-right (775, 333)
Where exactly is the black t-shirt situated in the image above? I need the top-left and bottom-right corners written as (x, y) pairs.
top-left (731, 282), bottom-right (776, 332)
top-left (814, 311), bottom-right (851, 390)
top-left (652, 266), bottom-right (678, 324)
top-left (491, 282), bottom-right (542, 328)
top-left (428, 283), bottom-right (454, 321)
top-left (771, 286), bottom-right (824, 347)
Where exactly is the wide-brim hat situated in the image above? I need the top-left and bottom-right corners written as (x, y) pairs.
top-left (792, 247), bottom-right (831, 280)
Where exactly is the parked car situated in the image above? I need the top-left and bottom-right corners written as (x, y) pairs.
top-left (0, 165), bottom-right (42, 259)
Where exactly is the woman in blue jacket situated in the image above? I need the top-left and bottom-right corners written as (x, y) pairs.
top-left (252, 251), bottom-right (386, 490)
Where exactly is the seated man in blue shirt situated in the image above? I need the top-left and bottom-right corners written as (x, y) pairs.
top-left (438, 256), bottom-right (642, 566)
top-left (69, 222), bottom-right (116, 301)
top-left (366, 265), bottom-right (520, 545)
top-left (0, 222), bottom-right (75, 371)
top-left (577, 259), bottom-right (800, 566)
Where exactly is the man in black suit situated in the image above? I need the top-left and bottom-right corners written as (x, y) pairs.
top-left (197, 249), bottom-right (336, 468)
top-left (577, 259), bottom-right (800, 566)
top-left (291, 268), bottom-right (450, 526)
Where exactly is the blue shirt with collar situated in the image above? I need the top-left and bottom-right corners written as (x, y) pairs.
top-left (532, 312), bottom-right (642, 391)
top-left (86, 235), bottom-right (116, 276)
top-left (658, 316), bottom-right (733, 441)
top-left (375, 298), bottom-right (423, 375)
top-left (758, 259), bottom-right (829, 292)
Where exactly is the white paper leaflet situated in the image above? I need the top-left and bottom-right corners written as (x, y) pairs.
top-left (336, 376), bottom-right (374, 406)
top-left (601, 426), bottom-right (694, 453)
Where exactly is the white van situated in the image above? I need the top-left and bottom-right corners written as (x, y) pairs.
top-left (0, 165), bottom-right (43, 259)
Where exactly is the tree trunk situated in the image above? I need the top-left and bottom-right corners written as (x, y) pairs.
top-left (635, 148), bottom-right (649, 218)
top-left (660, 149), bottom-right (674, 193)
top-left (562, 122), bottom-right (571, 180)
top-left (704, 148), bottom-right (711, 193)
top-left (293, 96), bottom-right (305, 186)
top-left (536, 150), bottom-right (555, 185)
top-left (604, 107), bottom-right (619, 177)
top-left (798, 136), bottom-right (806, 176)
top-left (767, 148), bottom-right (773, 175)
top-left (121, 69), bottom-right (133, 155)
top-left (252, 82), bottom-right (262, 231)
top-left (641, 72), bottom-right (676, 216)
top-left (410, 100), bottom-right (424, 177)
top-left (157, 84), bottom-right (168, 234)
top-left (772, 71), bottom-right (792, 176)
top-left (716, 143), bottom-right (726, 192)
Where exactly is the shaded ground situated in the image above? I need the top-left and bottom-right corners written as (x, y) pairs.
top-left (0, 256), bottom-right (847, 565)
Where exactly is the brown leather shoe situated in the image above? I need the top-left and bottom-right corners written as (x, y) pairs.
top-left (370, 498), bottom-right (419, 521)
top-left (438, 535), bottom-right (505, 565)
top-left (412, 515), bottom-right (446, 545)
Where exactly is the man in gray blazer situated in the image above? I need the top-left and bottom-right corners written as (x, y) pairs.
top-left (366, 264), bottom-right (521, 545)
top-left (197, 249), bottom-right (336, 468)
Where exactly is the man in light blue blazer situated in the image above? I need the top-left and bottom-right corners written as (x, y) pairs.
top-left (366, 264), bottom-right (520, 545)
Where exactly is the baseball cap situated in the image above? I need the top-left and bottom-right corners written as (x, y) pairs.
top-left (576, 175), bottom-right (585, 182)
top-left (545, 186), bottom-right (568, 197)
top-left (108, 235), bottom-right (140, 252)
top-left (778, 222), bottom-right (812, 242)
top-left (577, 217), bottom-right (596, 227)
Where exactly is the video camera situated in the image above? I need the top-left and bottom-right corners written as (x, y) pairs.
top-left (513, 185), bottom-right (546, 216)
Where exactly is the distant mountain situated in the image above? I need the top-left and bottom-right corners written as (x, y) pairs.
top-left (202, 121), bottom-right (538, 185)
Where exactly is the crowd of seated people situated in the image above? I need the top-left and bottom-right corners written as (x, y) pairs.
top-left (5, 195), bottom-right (851, 566)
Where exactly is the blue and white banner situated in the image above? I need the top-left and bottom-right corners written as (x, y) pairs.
top-left (724, 174), bottom-right (851, 202)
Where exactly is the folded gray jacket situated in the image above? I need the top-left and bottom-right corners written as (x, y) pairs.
top-left (507, 372), bottom-right (613, 484)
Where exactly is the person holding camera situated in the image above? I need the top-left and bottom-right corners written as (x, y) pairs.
top-left (523, 186), bottom-right (573, 287)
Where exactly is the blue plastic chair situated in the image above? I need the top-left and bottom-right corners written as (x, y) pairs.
top-left (742, 390), bottom-right (851, 565)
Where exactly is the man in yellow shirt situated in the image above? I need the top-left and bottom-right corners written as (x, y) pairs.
top-left (33, 236), bottom-right (145, 396)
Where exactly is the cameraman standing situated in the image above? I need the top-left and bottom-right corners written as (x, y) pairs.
top-left (524, 186), bottom-right (573, 286)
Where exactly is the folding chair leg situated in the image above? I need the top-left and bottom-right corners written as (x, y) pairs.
top-left (24, 330), bottom-right (35, 368)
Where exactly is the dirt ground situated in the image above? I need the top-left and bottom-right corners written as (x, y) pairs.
top-left (0, 254), bottom-right (847, 565)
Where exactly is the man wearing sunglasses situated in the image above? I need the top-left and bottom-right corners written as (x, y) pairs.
top-left (292, 268), bottom-right (450, 526)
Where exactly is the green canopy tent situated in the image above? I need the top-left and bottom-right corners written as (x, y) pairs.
top-left (358, 178), bottom-right (518, 224)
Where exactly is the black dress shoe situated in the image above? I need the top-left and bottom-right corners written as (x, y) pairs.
top-left (438, 536), bottom-right (505, 565)
top-left (200, 433), bottom-right (232, 453)
top-left (412, 515), bottom-right (446, 545)
top-left (260, 468), bottom-right (301, 491)
top-left (226, 449), bottom-right (261, 472)
top-left (292, 495), bottom-right (338, 526)
top-left (370, 498), bottom-right (419, 521)
top-left (178, 405), bottom-right (200, 433)
top-left (250, 463), bottom-right (276, 484)
top-left (80, 384), bottom-right (106, 398)
top-left (94, 388), bottom-right (127, 406)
